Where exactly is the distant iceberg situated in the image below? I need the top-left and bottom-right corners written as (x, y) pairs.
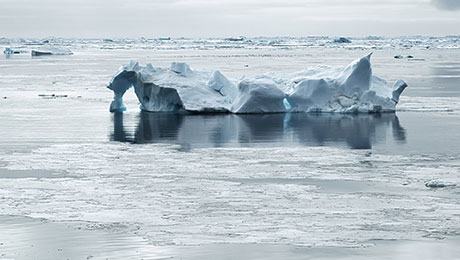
top-left (3, 47), bottom-right (28, 55)
top-left (224, 36), bottom-right (246, 42)
top-left (31, 46), bottom-right (73, 56)
top-left (425, 180), bottom-right (457, 188)
top-left (108, 54), bottom-right (407, 114)
top-left (333, 37), bottom-right (352, 43)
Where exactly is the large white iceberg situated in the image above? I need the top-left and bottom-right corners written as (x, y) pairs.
top-left (108, 53), bottom-right (407, 114)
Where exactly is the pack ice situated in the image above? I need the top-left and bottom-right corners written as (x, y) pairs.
top-left (108, 53), bottom-right (407, 114)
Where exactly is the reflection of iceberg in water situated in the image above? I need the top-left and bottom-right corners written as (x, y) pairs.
top-left (285, 113), bottom-right (406, 149)
top-left (111, 112), bottom-right (406, 150)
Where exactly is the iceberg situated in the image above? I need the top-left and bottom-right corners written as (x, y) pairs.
top-left (3, 47), bottom-right (27, 55)
top-left (425, 180), bottom-right (457, 188)
top-left (333, 37), bottom-right (352, 43)
top-left (224, 36), bottom-right (246, 42)
top-left (108, 53), bottom-right (407, 114)
top-left (31, 46), bottom-right (73, 56)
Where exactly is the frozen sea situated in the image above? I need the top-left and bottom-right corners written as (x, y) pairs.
top-left (1, 37), bottom-right (460, 259)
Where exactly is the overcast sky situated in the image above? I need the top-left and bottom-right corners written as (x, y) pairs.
top-left (1, 0), bottom-right (459, 38)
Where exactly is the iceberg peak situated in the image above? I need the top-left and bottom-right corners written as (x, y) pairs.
top-left (337, 52), bottom-right (372, 97)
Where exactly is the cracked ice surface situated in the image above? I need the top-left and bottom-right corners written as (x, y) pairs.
top-left (1, 143), bottom-right (460, 247)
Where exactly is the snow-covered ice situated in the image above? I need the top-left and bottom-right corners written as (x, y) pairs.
top-left (333, 37), bottom-right (352, 43)
top-left (108, 54), bottom-right (407, 114)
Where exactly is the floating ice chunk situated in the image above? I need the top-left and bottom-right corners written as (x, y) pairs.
top-left (425, 180), bottom-right (457, 188)
top-left (38, 94), bottom-right (68, 99)
top-left (4, 47), bottom-right (27, 55)
top-left (31, 46), bottom-right (73, 56)
top-left (108, 54), bottom-right (407, 114)
top-left (394, 55), bottom-right (415, 59)
top-left (224, 36), bottom-right (245, 42)
top-left (3, 48), bottom-right (14, 55)
top-left (333, 37), bottom-right (352, 43)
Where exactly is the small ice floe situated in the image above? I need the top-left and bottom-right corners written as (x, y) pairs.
top-left (3, 47), bottom-right (27, 55)
top-left (394, 55), bottom-right (415, 59)
top-left (31, 46), bottom-right (73, 56)
top-left (38, 94), bottom-right (68, 99)
top-left (225, 36), bottom-right (245, 42)
top-left (401, 180), bottom-right (411, 186)
top-left (425, 180), bottom-right (457, 188)
top-left (333, 37), bottom-right (352, 43)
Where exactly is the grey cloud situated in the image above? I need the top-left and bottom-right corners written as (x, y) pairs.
top-left (432, 0), bottom-right (460, 10)
top-left (1, 0), bottom-right (460, 37)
